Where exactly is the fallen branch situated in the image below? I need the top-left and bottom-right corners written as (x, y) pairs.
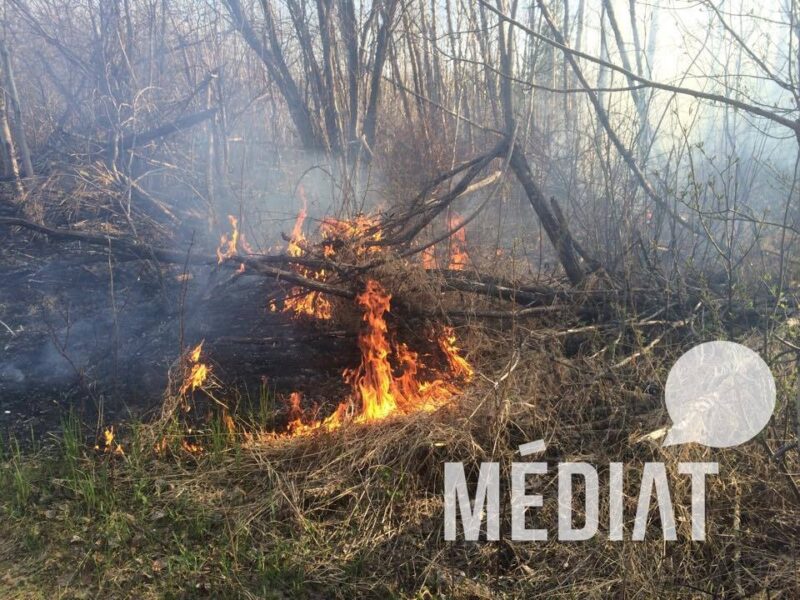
top-left (114, 108), bottom-right (219, 152)
top-left (0, 217), bottom-right (355, 299)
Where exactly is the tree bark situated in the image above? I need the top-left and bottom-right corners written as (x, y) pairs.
top-left (225, 0), bottom-right (323, 149)
top-left (0, 37), bottom-right (33, 179)
top-left (509, 146), bottom-right (586, 286)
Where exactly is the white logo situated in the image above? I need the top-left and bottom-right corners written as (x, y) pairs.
top-left (663, 341), bottom-right (775, 447)
top-left (443, 342), bottom-right (775, 542)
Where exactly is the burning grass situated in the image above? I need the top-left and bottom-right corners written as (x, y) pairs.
top-left (3, 183), bottom-right (799, 598)
top-left (1, 320), bottom-right (799, 598)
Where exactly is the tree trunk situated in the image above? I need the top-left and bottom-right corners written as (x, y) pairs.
top-left (363, 0), bottom-right (397, 152)
top-left (509, 146), bottom-right (585, 286)
top-left (225, 0), bottom-right (323, 150)
top-left (0, 89), bottom-right (22, 194)
top-left (0, 37), bottom-right (33, 179)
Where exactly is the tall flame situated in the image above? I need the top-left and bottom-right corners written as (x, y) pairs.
top-left (217, 215), bottom-right (240, 263)
top-left (285, 279), bottom-right (472, 435)
top-left (347, 280), bottom-right (400, 421)
top-left (278, 206), bottom-right (333, 319)
top-left (286, 207), bottom-right (308, 258)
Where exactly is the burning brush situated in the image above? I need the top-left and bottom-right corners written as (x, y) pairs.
top-left (270, 204), bottom-right (334, 319)
top-left (283, 279), bottom-right (473, 436)
top-left (180, 341), bottom-right (209, 396)
top-left (170, 202), bottom-right (474, 443)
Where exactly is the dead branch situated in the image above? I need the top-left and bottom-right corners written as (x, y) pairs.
top-left (379, 138), bottom-right (510, 246)
top-left (114, 108), bottom-right (219, 152)
top-left (0, 216), bottom-right (355, 299)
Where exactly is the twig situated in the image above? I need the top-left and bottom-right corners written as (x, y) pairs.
top-left (612, 302), bottom-right (702, 369)
top-left (0, 318), bottom-right (16, 337)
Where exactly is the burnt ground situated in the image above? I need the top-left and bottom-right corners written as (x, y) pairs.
top-left (0, 226), bottom-right (358, 441)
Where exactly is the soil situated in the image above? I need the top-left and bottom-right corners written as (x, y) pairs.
top-left (0, 227), bottom-right (358, 440)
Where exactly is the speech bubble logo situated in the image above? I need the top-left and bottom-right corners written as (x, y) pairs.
top-left (663, 341), bottom-right (775, 448)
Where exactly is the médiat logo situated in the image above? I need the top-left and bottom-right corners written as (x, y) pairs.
top-left (443, 341), bottom-right (776, 543)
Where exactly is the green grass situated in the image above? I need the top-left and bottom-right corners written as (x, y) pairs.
top-left (0, 416), bottom-right (322, 599)
top-left (0, 401), bottom-right (476, 599)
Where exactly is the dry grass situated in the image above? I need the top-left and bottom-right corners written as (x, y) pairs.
top-left (1, 315), bottom-right (798, 598)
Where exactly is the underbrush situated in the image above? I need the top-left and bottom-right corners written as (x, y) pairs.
top-left (1, 329), bottom-right (799, 599)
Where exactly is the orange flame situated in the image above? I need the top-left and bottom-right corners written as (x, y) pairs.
top-left (216, 214), bottom-right (253, 266)
top-left (286, 207), bottom-right (308, 258)
top-left (209, 206), bottom-right (474, 439)
top-left (181, 342), bottom-right (209, 395)
top-left (217, 215), bottom-right (240, 263)
top-left (284, 280), bottom-right (472, 435)
top-left (181, 439), bottom-right (203, 454)
top-left (447, 213), bottom-right (469, 270)
top-left (347, 280), bottom-right (399, 421)
top-left (438, 326), bottom-right (474, 379)
top-left (421, 246), bottom-right (437, 270)
top-left (279, 207), bottom-right (333, 319)
top-left (321, 215), bottom-right (382, 257)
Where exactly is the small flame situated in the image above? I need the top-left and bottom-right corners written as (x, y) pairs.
top-left (189, 342), bottom-right (203, 363)
top-left (185, 363), bottom-right (208, 392)
top-left (421, 246), bottom-right (437, 270)
top-left (154, 437), bottom-right (168, 455)
top-left (222, 411), bottom-right (236, 437)
top-left (438, 326), bottom-right (474, 379)
top-left (94, 426), bottom-right (124, 455)
top-left (216, 215), bottom-right (253, 264)
top-left (447, 214), bottom-right (469, 270)
top-left (181, 342), bottom-right (209, 395)
top-left (181, 439), bottom-right (203, 454)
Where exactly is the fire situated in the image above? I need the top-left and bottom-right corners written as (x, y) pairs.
top-left (276, 206), bottom-right (333, 319)
top-left (284, 279), bottom-right (472, 435)
top-left (217, 215), bottom-right (240, 263)
top-left (417, 214), bottom-right (469, 270)
top-left (284, 390), bottom-right (345, 435)
top-left (187, 206), bottom-right (474, 440)
top-left (94, 426), bottom-right (124, 455)
top-left (275, 208), bottom-right (386, 320)
top-left (216, 214), bottom-right (254, 267)
top-left (181, 439), bottom-right (203, 454)
top-left (346, 280), bottom-right (399, 421)
top-left (181, 342), bottom-right (209, 395)
top-left (438, 326), bottom-right (474, 379)
top-left (447, 213), bottom-right (469, 270)
top-left (320, 215), bottom-right (382, 257)
top-left (286, 207), bottom-right (308, 258)
top-left (421, 246), bottom-right (436, 270)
